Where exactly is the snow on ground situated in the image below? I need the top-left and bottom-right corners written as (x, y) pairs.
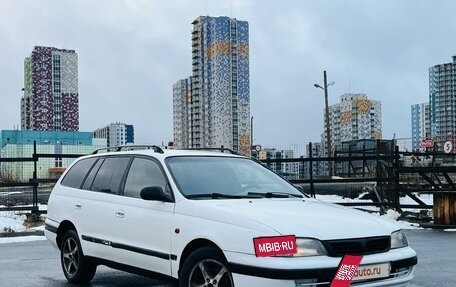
top-left (378, 209), bottom-right (421, 230)
top-left (0, 205), bottom-right (46, 244)
top-left (444, 229), bottom-right (456, 232)
top-left (0, 216), bottom-right (28, 233)
top-left (0, 204), bottom-right (46, 234)
top-left (0, 236), bottom-right (46, 244)
top-left (315, 194), bottom-right (429, 229)
top-left (316, 194), bottom-right (379, 212)
top-left (0, 191), bottom-right (23, 196)
top-left (315, 193), bottom-right (433, 213)
top-left (399, 193), bottom-right (433, 213)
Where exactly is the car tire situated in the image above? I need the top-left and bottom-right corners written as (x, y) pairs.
top-left (60, 229), bottom-right (97, 284)
top-left (179, 247), bottom-right (234, 287)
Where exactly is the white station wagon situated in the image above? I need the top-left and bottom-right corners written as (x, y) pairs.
top-left (45, 146), bottom-right (417, 287)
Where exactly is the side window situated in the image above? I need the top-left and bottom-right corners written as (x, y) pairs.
top-left (91, 157), bottom-right (131, 194)
top-left (124, 158), bottom-right (168, 198)
top-left (81, 158), bottom-right (104, 190)
top-left (61, 157), bottom-right (97, 188)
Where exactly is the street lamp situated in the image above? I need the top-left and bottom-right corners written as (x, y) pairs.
top-left (314, 70), bottom-right (335, 177)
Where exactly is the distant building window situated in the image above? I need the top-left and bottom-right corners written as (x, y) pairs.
top-left (55, 157), bottom-right (63, 167)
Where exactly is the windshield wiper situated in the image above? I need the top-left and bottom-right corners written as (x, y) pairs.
top-left (247, 192), bottom-right (303, 198)
top-left (186, 193), bottom-right (262, 199)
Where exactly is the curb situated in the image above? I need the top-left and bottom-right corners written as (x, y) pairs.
top-left (0, 230), bottom-right (44, 238)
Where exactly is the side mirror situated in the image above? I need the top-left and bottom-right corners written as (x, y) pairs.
top-left (140, 186), bottom-right (169, 202)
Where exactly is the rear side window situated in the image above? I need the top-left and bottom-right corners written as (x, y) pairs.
top-left (61, 157), bottom-right (98, 188)
top-left (82, 158), bottom-right (105, 190)
top-left (90, 157), bottom-right (131, 194)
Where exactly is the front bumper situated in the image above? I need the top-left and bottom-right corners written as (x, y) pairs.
top-left (232, 265), bottom-right (415, 287)
top-left (225, 247), bottom-right (417, 287)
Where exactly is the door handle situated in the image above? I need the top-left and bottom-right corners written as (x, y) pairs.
top-left (115, 210), bottom-right (125, 218)
top-left (74, 203), bottom-right (82, 210)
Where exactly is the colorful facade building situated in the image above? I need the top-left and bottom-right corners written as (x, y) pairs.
top-left (323, 93), bottom-right (382, 155)
top-left (173, 16), bottom-right (251, 156)
top-left (20, 46), bottom-right (79, 131)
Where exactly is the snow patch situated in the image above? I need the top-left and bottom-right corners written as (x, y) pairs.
top-left (379, 209), bottom-right (421, 230)
top-left (0, 216), bottom-right (28, 233)
top-left (0, 236), bottom-right (46, 244)
top-left (0, 191), bottom-right (23, 196)
top-left (444, 229), bottom-right (456, 232)
top-left (0, 204), bottom-right (46, 234)
top-left (395, 220), bottom-right (421, 230)
top-left (380, 209), bottom-right (401, 221)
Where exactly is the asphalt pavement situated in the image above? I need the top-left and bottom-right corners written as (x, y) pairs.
top-left (0, 229), bottom-right (454, 287)
top-left (0, 238), bottom-right (171, 287)
top-left (405, 229), bottom-right (456, 287)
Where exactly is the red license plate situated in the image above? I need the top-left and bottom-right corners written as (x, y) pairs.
top-left (253, 235), bottom-right (297, 257)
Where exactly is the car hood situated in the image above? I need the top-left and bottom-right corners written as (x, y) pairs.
top-left (177, 198), bottom-right (400, 240)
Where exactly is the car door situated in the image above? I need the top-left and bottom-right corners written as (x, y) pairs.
top-left (110, 156), bottom-right (175, 277)
top-left (76, 156), bottom-right (132, 261)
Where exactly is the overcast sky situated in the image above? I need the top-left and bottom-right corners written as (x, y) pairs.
top-left (1, 0), bottom-right (455, 147)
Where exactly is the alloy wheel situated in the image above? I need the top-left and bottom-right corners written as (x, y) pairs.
top-left (62, 237), bottom-right (79, 276)
top-left (188, 259), bottom-right (234, 287)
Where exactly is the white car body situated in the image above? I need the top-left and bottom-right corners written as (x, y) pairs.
top-left (45, 148), bottom-right (417, 287)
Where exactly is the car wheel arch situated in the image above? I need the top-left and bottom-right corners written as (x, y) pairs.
top-left (57, 220), bottom-right (78, 249)
top-left (178, 238), bottom-right (225, 272)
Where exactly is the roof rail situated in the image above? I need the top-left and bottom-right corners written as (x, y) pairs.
top-left (92, 145), bottom-right (164, 154)
top-left (183, 147), bottom-right (238, 155)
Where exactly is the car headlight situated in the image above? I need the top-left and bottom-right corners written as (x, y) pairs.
top-left (293, 238), bottom-right (327, 257)
top-left (391, 230), bottom-right (408, 249)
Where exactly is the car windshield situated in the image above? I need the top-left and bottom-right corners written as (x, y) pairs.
top-left (166, 156), bottom-right (306, 199)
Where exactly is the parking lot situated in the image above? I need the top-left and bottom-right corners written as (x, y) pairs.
top-left (0, 229), bottom-right (454, 287)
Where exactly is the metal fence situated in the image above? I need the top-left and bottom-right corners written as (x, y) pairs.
top-left (258, 141), bottom-right (456, 214)
top-left (0, 142), bottom-right (84, 217)
top-left (3, 140), bottom-right (456, 217)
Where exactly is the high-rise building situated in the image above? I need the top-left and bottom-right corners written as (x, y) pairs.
top-left (173, 78), bottom-right (191, 149)
top-left (429, 56), bottom-right (456, 144)
top-left (305, 142), bottom-right (325, 177)
top-left (93, 123), bottom-right (134, 147)
top-left (173, 16), bottom-right (250, 155)
top-left (21, 46), bottom-right (79, 131)
top-left (411, 102), bottom-right (430, 151)
top-left (323, 93), bottom-right (382, 155)
top-left (258, 148), bottom-right (298, 179)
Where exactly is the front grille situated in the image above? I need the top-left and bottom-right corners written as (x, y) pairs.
top-left (322, 236), bottom-right (390, 257)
